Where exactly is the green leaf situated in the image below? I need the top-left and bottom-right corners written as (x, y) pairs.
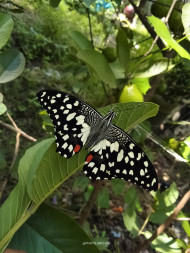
top-left (124, 186), bottom-right (142, 212)
top-left (179, 136), bottom-right (190, 161)
top-left (99, 102), bottom-right (159, 132)
top-left (148, 16), bottom-right (190, 60)
top-left (69, 31), bottom-right (93, 50)
top-left (73, 176), bottom-right (90, 191)
top-left (109, 59), bottom-right (125, 79)
top-left (0, 49), bottom-right (25, 83)
top-left (150, 183), bottom-right (179, 224)
top-left (111, 178), bottom-right (125, 196)
top-left (123, 207), bottom-right (140, 238)
top-left (133, 59), bottom-right (174, 79)
top-left (182, 3), bottom-right (190, 41)
top-left (77, 49), bottom-right (117, 88)
top-left (0, 92), bottom-right (3, 103)
top-left (0, 182), bottom-right (31, 252)
top-left (97, 188), bottom-right (109, 208)
top-left (116, 28), bottom-right (130, 74)
top-left (9, 204), bottom-right (101, 253)
top-left (18, 138), bottom-right (88, 203)
top-left (132, 78), bottom-right (151, 95)
top-left (0, 103), bottom-right (7, 115)
top-left (145, 232), bottom-right (182, 253)
top-left (0, 14), bottom-right (14, 50)
top-left (93, 235), bottom-right (109, 251)
top-left (178, 211), bottom-right (190, 238)
top-left (123, 186), bottom-right (141, 238)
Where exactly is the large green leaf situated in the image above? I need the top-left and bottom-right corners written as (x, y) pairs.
top-left (0, 182), bottom-right (31, 252)
top-left (9, 204), bottom-right (101, 253)
top-left (69, 31), bottom-right (93, 50)
top-left (116, 28), bottom-right (130, 74)
top-left (133, 59), bottom-right (174, 79)
top-left (145, 232), bottom-right (182, 253)
top-left (77, 49), bottom-right (117, 88)
top-left (99, 102), bottom-right (159, 132)
top-left (148, 16), bottom-right (190, 60)
top-left (150, 183), bottom-right (179, 224)
top-left (182, 3), bottom-right (190, 42)
top-left (0, 49), bottom-right (25, 83)
top-left (0, 14), bottom-right (14, 50)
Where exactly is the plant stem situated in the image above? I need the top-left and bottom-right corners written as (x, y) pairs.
top-left (79, 180), bottom-right (103, 225)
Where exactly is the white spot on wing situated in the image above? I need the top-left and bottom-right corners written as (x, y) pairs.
top-left (140, 169), bottom-right (145, 176)
top-left (66, 112), bottom-right (76, 121)
top-left (144, 161), bottom-right (148, 167)
top-left (129, 152), bottom-right (134, 158)
top-left (100, 164), bottom-right (105, 171)
top-left (56, 93), bottom-right (61, 98)
top-left (117, 149), bottom-right (124, 162)
top-left (137, 153), bottom-right (141, 160)
top-left (66, 104), bottom-right (72, 109)
top-left (63, 134), bottom-right (69, 141)
top-left (41, 92), bottom-right (46, 97)
top-left (125, 156), bottom-right (129, 163)
top-left (74, 101), bottom-right (79, 106)
top-left (63, 97), bottom-right (69, 103)
top-left (62, 142), bottom-right (68, 149)
top-left (130, 143), bottom-right (135, 149)
top-left (92, 167), bottom-right (98, 174)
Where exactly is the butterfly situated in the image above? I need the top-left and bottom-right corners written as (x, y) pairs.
top-left (36, 90), bottom-right (158, 191)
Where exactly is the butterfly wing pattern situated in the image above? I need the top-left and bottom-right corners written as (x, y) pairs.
top-left (37, 90), bottom-right (158, 191)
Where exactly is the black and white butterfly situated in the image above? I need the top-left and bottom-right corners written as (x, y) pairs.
top-left (36, 90), bottom-right (158, 191)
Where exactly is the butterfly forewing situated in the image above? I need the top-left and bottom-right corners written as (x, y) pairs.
top-left (84, 125), bottom-right (158, 191)
top-left (36, 90), bottom-right (102, 158)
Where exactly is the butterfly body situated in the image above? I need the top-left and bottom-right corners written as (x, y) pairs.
top-left (37, 90), bottom-right (158, 191)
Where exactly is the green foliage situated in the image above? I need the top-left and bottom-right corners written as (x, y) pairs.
top-left (150, 183), bottom-right (179, 224)
top-left (123, 186), bottom-right (141, 238)
top-left (69, 31), bottom-right (93, 50)
top-left (145, 231), bottom-right (183, 253)
top-left (0, 49), bottom-right (25, 83)
top-left (116, 28), bottom-right (130, 74)
top-left (0, 102), bottom-right (6, 115)
top-left (97, 188), bottom-right (109, 208)
top-left (148, 16), bottom-right (190, 60)
top-left (179, 136), bottom-right (190, 161)
top-left (77, 49), bottom-right (117, 88)
top-left (0, 99), bottom-right (159, 249)
top-left (132, 78), bottom-right (151, 95)
top-left (111, 178), bottom-right (125, 196)
top-left (73, 176), bottom-right (90, 191)
top-left (0, 13), bottom-right (14, 49)
top-left (182, 3), bottom-right (190, 41)
top-left (178, 211), bottom-right (190, 238)
top-left (9, 204), bottom-right (101, 253)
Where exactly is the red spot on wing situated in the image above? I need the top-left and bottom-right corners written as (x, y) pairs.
top-left (74, 144), bottom-right (81, 153)
top-left (86, 154), bottom-right (93, 163)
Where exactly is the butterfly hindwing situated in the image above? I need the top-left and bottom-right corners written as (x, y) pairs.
top-left (36, 90), bottom-right (102, 158)
top-left (84, 125), bottom-right (158, 191)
